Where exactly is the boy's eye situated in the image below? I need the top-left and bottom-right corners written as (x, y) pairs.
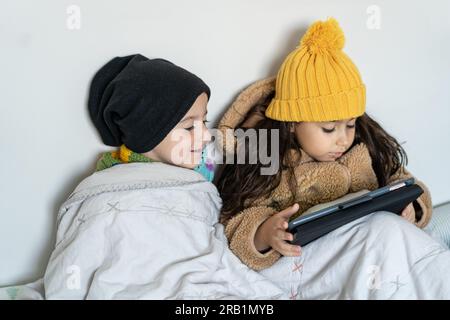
top-left (185, 120), bottom-right (209, 131)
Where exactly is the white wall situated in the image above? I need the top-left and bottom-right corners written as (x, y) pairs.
top-left (1, 0), bottom-right (449, 285)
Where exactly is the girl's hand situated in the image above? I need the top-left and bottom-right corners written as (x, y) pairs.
top-left (401, 203), bottom-right (416, 223)
top-left (254, 204), bottom-right (302, 257)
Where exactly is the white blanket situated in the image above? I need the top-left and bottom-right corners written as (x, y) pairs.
top-left (1, 163), bottom-right (286, 300)
top-left (1, 162), bottom-right (450, 299)
top-left (260, 211), bottom-right (450, 299)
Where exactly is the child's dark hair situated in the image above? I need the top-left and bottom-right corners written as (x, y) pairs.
top-left (216, 93), bottom-right (408, 223)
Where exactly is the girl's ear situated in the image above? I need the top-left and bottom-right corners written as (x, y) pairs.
top-left (289, 122), bottom-right (297, 133)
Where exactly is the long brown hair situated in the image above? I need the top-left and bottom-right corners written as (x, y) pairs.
top-left (216, 93), bottom-right (408, 223)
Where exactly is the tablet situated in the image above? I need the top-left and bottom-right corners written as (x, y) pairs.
top-left (287, 177), bottom-right (423, 246)
top-left (288, 177), bottom-right (415, 230)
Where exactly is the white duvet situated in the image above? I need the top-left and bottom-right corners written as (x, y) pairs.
top-left (260, 211), bottom-right (450, 299)
top-left (1, 162), bottom-right (450, 299)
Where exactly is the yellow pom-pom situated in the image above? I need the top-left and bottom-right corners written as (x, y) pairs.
top-left (300, 17), bottom-right (345, 52)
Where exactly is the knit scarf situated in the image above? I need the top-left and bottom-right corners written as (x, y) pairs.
top-left (96, 144), bottom-right (215, 182)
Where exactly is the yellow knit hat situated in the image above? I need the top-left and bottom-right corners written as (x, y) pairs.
top-left (265, 18), bottom-right (366, 122)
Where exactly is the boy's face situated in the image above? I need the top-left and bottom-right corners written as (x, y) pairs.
top-left (142, 93), bottom-right (211, 169)
top-left (293, 117), bottom-right (357, 162)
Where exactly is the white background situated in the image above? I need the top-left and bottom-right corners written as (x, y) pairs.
top-left (1, 0), bottom-right (449, 285)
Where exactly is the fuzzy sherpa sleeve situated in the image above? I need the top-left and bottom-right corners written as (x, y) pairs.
top-left (387, 167), bottom-right (433, 228)
top-left (223, 206), bottom-right (281, 271)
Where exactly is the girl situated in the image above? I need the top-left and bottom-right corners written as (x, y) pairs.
top-left (216, 18), bottom-right (433, 271)
top-left (38, 54), bottom-right (285, 299)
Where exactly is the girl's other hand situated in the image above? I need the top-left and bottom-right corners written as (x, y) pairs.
top-left (401, 203), bottom-right (416, 223)
top-left (254, 203), bottom-right (302, 257)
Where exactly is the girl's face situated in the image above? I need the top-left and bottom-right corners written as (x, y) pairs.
top-left (293, 117), bottom-right (357, 162)
top-left (142, 93), bottom-right (211, 169)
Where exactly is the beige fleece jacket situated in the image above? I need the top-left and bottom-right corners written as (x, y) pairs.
top-left (217, 77), bottom-right (433, 271)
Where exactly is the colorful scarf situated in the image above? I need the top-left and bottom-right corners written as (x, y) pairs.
top-left (96, 144), bottom-right (215, 182)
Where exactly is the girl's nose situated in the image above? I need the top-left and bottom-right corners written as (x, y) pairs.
top-left (336, 133), bottom-right (348, 148)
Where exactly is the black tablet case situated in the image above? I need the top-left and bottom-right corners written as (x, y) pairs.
top-left (290, 184), bottom-right (424, 247)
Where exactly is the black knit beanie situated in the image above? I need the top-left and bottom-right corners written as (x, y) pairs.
top-left (88, 54), bottom-right (211, 153)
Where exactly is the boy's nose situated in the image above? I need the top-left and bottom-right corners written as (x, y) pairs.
top-left (202, 125), bottom-right (212, 143)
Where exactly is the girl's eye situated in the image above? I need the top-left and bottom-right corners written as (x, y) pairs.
top-left (322, 124), bottom-right (355, 133)
top-left (322, 127), bottom-right (335, 133)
